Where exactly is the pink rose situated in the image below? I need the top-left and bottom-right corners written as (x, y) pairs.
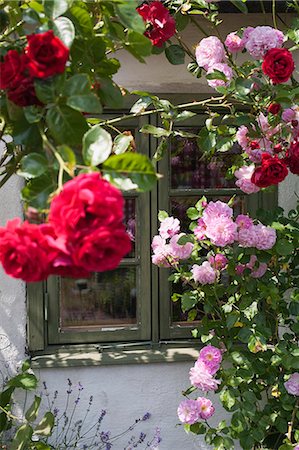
top-left (169, 233), bottom-right (193, 260)
top-left (284, 373), bottom-right (299, 396)
top-left (198, 345), bottom-right (222, 375)
top-left (225, 32), bottom-right (244, 53)
top-left (159, 216), bottom-right (180, 239)
top-left (196, 397), bottom-right (215, 420)
top-left (207, 63), bottom-right (233, 89)
top-left (191, 262), bottom-right (217, 285)
top-left (205, 215), bottom-right (237, 247)
top-left (177, 399), bottom-right (200, 425)
top-left (208, 254), bottom-right (228, 270)
top-left (189, 360), bottom-right (220, 392)
top-left (195, 36), bottom-right (225, 70)
top-left (245, 26), bottom-right (284, 59)
top-left (235, 165), bottom-right (260, 194)
top-left (254, 224), bottom-right (276, 250)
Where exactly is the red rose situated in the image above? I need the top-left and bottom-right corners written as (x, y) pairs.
top-left (137, 1), bottom-right (176, 47)
top-left (7, 74), bottom-right (41, 107)
top-left (0, 219), bottom-right (55, 282)
top-left (251, 153), bottom-right (288, 188)
top-left (285, 140), bottom-right (299, 175)
top-left (49, 173), bottom-right (125, 239)
top-left (262, 48), bottom-right (295, 84)
top-left (73, 226), bottom-right (132, 273)
top-left (25, 30), bottom-right (69, 79)
top-left (0, 50), bottom-right (26, 90)
top-left (267, 102), bottom-right (281, 115)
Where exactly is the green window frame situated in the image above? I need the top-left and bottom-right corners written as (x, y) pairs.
top-left (27, 95), bottom-right (277, 366)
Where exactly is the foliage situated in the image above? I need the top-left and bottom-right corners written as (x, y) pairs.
top-left (0, 366), bottom-right (161, 449)
top-left (153, 198), bottom-right (299, 449)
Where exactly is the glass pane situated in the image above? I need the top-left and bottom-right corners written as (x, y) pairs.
top-left (170, 132), bottom-right (238, 189)
top-left (171, 196), bottom-right (246, 232)
top-left (60, 268), bottom-right (137, 331)
top-left (124, 198), bottom-right (136, 257)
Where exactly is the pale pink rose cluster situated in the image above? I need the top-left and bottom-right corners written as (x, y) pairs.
top-left (225, 32), bottom-right (244, 53)
top-left (243, 26), bottom-right (284, 59)
top-left (236, 254), bottom-right (267, 278)
top-left (177, 345), bottom-right (222, 425)
top-left (193, 200), bottom-right (237, 247)
top-left (284, 372), bottom-right (299, 396)
top-left (195, 36), bottom-right (233, 90)
top-left (191, 253), bottom-right (228, 285)
top-left (177, 397), bottom-right (215, 424)
top-left (151, 216), bottom-right (193, 267)
top-left (238, 222), bottom-right (276, 250)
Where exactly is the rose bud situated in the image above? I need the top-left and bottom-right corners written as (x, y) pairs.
top-left (250, 140), bottom-right (260, 150)
top-left (268, 103), bottom-right (281, 115)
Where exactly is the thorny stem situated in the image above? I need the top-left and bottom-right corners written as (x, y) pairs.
top-left (287, 399), bottom-right (299, 441)
top-left (98, 96), bottom-right (229, 127)
top-left (0, 404), bottom-right (20, 422)
top-left (175, 33), bottom-right (197, 63)
top-left (0, 20), bottom-right (24, 40)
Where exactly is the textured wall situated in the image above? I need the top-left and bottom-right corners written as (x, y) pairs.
top-left (0, 12), bottom-right (297, 450)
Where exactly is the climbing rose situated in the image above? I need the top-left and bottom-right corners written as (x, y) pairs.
top-left (285, 140), bottom-right (299, 175)
top-left (25, 30), bottom-right (69, 78)
top-left (169, 233), bottom-right (193, 260)
top-left (244, 26), bottom-right (284, 58)
top-left (236, 125), bottom-right (249, 149)
top-left (236, 215), bottom-right (254, 230)
top-left (0, 219), bottom-right (55, 282)
top-left (189, 359), bottom-right (220, 392)
top-left (208, 254), bottom-right (228, 270)
top-left (198, 345), bottom-right (222, 375)
top-left (205, 215), bottom-right (237, 247)
top-left (0, 50), bottom-right (26, 89)
top-left (254, 224), bottom-right (276, 250)
top-left (196, 397), bottom-right (215, 420)
top-left (7, 75), bottom-right (40, 107)
top-left (195, 36), bottom-right (225, 70)
top-left (235, 165), bottom-right (260, 194)
top-left (262, 48), bottom-right (295, 84)
top-left (49, 172), bottom-right (124, 239)
top-left (251, 154), bottom-right (288, 188)
top-left (284, 373), bottom-right (299, 396)
top-left (151, 236), bottom-right (173, 267)
top-left (191, 262), bottom-right (217, 285)
top-left (203, 200), bottom-right (233, 220)
top-left (137, 1), bottom-right (176, 47)
top-left (177, 399), bottom-right (200, 425)
top-left (206, 63), bottom-right (233, 89)
top-left (159, 216), bottom-right (180, 239)
top-left (238, 227), bottom-right (257, 248)
top-left (225, 32), bottom-right (244, 53)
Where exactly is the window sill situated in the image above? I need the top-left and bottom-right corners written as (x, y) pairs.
top-left (31, 342), bottom-right (199, 368)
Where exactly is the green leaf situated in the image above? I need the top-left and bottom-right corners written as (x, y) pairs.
top-left (12, 119), bottom-right (42, 150)
top-left (140, 124), bottom-right (171, 137)
top-left (174, 111), bottom-right (196, 122)
top-left (23, 105), bottom-right (43, 124)
top-left (83, 125), bottom-right (112, 166)
top-left (275, 239), bottom-right (294, 256)
top-left (165, 45), bottom-right (185, 65)
top-left (53, 16), bottom-right (75, 48)
top-left (113, 133), bottom-right (133, 155)
top-left (43, 0), bottom-right (73, 19)
top-left (63, 74), bottom-right (90, 96)
top-left (181, 292), bottom-right (198, 312)
top-left (206, 70), bottom-right (228, 82)
top-left (22, 360), bottom-right (31, 372)
top-left (158, 210), bottom-right (169, 222)
top-left (126, 30), bottom-right (152, 60)
top-left (197, 128), bottom-right (216, 153)
top-left (25, 396), bottom-right (41, 422)
top-left (234, 77), bottom-right (252, 96)
top-left (97, 77), bottom-right (123, 109)
top-left (67, 5), bottom-right (93, 35)
top-left (67, 93), bottom-right (102, 113)
top-left (130, 96), bottom-right (152, 114)
top-left (8, 373), bottom-right (37, 390)
top-left (187, 207), bottom-right (200, 220)
top-left (34, 443), bottom-right (52, 450)
top-left (248, 333), bottom-right (267, 353)
top-left (46, 105), bottom-right (88, 145)
top-left (56, 145), bottom-right (76, 170)
top-left (102, 153), bottom-right (157, 192)
top-left (35, 77), bottom-right (61, 104)
top-left (18, 153), bottom-right (48, 179)
top-left (220, 388), bottom-right (236, 410)
top-left (177, 235), bottom-right (193, 245)
top-left (21, 173), bottom-right (56, 210)
top-left (226, 311), bottom-right (240, 329)
top-left (11, 424), bottom-right (33, 450)
top-left (229, 0), bottom-right (248, 13)
top-left (115, 2), bottom-right (145, 34)
top-left (189, 423), bottom-right (206, 434)
top-left (34, 412), bottom-right (55, 436)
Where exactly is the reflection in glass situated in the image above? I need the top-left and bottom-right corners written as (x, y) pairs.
top-left (60, 268), bottom-right (137, 330)
top-left (170, 133), bottom-right (238, 189)
top-left (124, 198), bottom-right (136, 257)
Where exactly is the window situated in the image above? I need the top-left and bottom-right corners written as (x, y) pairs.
top-left (28, 96), bottom-right (277, 365)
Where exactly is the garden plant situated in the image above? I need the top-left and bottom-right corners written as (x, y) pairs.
top-left (0, 0), bottom-right (298, 449)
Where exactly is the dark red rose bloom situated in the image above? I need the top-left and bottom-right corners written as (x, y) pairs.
top-left (285, 139), bottom-right (299, 175)
top-left (251, 153), bottom-right (288, 188)
top-left (72, 225), bottom-right (132, 273)
top-left (262, 48), bottom-right (295, 84)
top-left (268, 102), bottom-right (281, 115)
top-left (49, 172), bottom-right (125, 239)
top-left (0, 50), bottom-right (27, 90)
top-left (0, 219), bottom-right (56, 282)
top-left (25, 30), bottom-right (69, 79)
top-left (7, 74), bottom-right (41, 107)
top-left (137, 1), bottom-right (176, 47)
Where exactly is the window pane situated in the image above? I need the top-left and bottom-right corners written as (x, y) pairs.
top-left (170, 133), bottom-right (238, 189)
top-left (124, 198), bottom-right (136, 257)
top-left (60, 268), bottom-right (137, 331)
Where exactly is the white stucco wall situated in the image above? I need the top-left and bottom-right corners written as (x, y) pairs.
top-left (0, 12), bottom-right (298, 450)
